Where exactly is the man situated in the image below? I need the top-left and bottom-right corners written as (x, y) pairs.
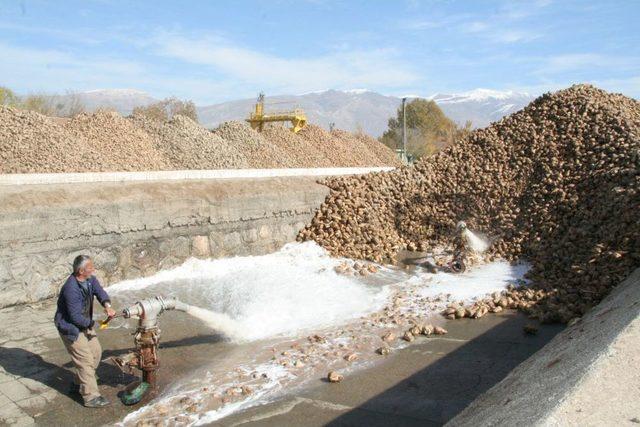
top-left (54, 255), bottom-right (116, 408)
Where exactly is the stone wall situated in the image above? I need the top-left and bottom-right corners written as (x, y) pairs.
top-left (0, 176), bottom-right (329, 307)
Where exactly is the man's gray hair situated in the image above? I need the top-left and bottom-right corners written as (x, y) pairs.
top-left (72, 255), bottom-right (91, 275)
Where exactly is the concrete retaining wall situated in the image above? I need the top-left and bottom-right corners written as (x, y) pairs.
top-left (0, 167), bottom-right (394, 186)
top-left (447, 267), bottom-right (640, 426)
top-left (0, 174), bottom-right (339, 308)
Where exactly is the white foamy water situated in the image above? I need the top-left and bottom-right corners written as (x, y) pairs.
top-left (116, 244), bottom-right (530, 426)
top-left (108, 242), bottom-right (394, 341)
top-left (414, 260), bottom-right (529, 301)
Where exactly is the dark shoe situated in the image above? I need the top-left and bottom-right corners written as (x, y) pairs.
top-left (84, 396), bottom-right (110, 408)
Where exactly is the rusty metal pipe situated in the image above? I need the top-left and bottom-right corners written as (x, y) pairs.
top-left (122, 295), bottom-right (191, 330)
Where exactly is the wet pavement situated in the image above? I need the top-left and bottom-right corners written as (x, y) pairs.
top-left (0, 299), bottom-right (233, 426)
top-left (0, 298), bottom-right (563, 426)
top-left (219, 311), bottom-right (564, 426)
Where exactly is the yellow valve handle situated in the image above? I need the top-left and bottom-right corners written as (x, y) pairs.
top-left (99, 317), bottom-right (113, 330)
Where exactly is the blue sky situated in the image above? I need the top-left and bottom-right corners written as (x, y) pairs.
top-left (0, 0), bottom-right (638, 104)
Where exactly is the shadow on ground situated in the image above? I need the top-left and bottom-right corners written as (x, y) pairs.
top-left (324, 313), bottom-right (564, 427)
top-left (0, 346), bottom-right (136, 406)
top-left (0, 332), bottom-right (223, 410)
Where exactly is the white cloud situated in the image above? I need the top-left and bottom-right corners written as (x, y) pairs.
top-left (503, 75), bottom-right (640, 99)
top-left (465, 21), bottom-right (489, 33)
top-left (401, 13), bottom-right (474, 31)
top-left (591, 76), bottom-right (640, 97)
top-left (0, 42), bottom-right (146, 88)
top-left (497, 0), bottom-right (553, 20)
top-left (545, 53), bottom-right (605, 72)
top-left (0, 41), bottom-right (241, 102)
top-left (458, 20), bottom-right (541, 44)
top-left (151, 32), bottom-right (419, 94)
top-left (0, 29), bottom-right (421, 104)
top-left (446, 0), bottom-right (551, 45)
top-left (489, 29), bottom-right (540, 44)
top-left (542, 53), bottom-right (638, 74)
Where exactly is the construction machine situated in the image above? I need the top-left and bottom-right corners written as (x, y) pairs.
top-left (246, 93), bottom-right (307, 133)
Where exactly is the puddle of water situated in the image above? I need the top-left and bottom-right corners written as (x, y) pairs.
top-left (107, 242), bottom-right (528, 426)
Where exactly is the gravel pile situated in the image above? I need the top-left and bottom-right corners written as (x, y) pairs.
top-left (351, 131), bottom-right (404, 166)
top-left (1, 107), bottom-right (76, 173)
top-left (0, 109), bottom-right (399, 173)
top-left (299, 85), bottom-right (640, 323)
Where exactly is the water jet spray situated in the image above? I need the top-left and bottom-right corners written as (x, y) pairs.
top-left (447, 221), bottom-right (489, 273)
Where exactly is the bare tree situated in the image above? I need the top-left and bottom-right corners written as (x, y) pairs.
top-left (62, 91), bottom-right (86, 117)
top-left (166, 97), bottom-right (198, 122)
top-left (20, 93), bottom-right (55, 115)
top-left (132, 97), bottom-right (199, 123)
top-left (0, 86), bottom-right (18, 106)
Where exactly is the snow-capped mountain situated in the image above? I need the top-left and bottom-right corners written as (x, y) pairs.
top-left (197, 88), bottom-right (534, 136)
top-left (428, 89), bottom-right (534, 128)
top-left (68, 88), bottom-right (535, 137)
top-left (429, 88), bottom-right (528, 103)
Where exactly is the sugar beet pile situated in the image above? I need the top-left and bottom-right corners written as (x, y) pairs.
top-left (0, 109), bottom-right (401, 173)
top-left (299, 85), bottom-right (639, 323)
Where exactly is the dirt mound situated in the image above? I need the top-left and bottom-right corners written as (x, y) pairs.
top-left (260, 124), bottom-right (403, 168)
top-left (299, 84), bottom-right (640, 323)
top-left (1, 107), bottom-right (75, 173)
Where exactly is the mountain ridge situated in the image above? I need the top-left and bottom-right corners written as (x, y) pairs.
top-left (67, 88), bottom-right (536, 137)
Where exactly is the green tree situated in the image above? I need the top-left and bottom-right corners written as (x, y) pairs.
top-left (0, 86), bottom-right (18, 106)
top-left (380, 99), bottom-right (464, 160)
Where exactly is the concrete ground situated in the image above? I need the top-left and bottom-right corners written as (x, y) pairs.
top-left (0, 299), bottom-right (563, 426)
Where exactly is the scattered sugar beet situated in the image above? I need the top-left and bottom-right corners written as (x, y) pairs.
top-left (299, 85), bottom-right (640, 324)
top-left (327, 371), bottom-right (344, 383)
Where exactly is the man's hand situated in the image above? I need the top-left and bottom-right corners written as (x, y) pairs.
top-left (104, 303), bottom-right (116, 318)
